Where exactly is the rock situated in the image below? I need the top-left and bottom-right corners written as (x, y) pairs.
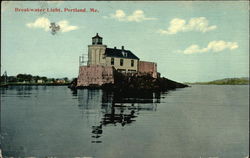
top-left (68, 78), bottom-right (77, 90)
top-left (102, 71), bottom-right (188, 92)
top-left (70, 71), bottom-right (188, 92)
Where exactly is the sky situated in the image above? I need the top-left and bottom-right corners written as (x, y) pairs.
top-left (1, 1), bottom-right (249, 82)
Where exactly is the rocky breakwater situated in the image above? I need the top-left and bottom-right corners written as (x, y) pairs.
top-left (69, 71), bottom-right (188, 92)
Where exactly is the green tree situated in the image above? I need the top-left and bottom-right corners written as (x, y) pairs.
top-left (41, 76), bottom-right (48, 82)
top-left (63, 77), bottom-right (69, 83)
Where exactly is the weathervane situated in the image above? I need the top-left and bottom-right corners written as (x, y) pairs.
top-left (49, 22), bottom-right (60, 35)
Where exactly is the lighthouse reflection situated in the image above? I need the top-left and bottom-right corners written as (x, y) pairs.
top-left (76, 89), bottom-right (162, 143)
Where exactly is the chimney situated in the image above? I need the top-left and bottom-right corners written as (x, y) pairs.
top-left (114, 46), bottom-right (117, 49)
top-left (122, 46), bottom-right (124, 50)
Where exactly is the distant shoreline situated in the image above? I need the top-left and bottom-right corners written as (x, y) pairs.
top-left (0, 83), bottom-right (70, 87)
top-left (185, 77), bottom-right (249, 85)
top-left (186, 83), bottom-right (249, 85)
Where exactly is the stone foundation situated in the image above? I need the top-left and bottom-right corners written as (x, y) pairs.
top-left (138, 61), bottom-right (158, 78)
top-left (77, 65), bottom-right (114, 87)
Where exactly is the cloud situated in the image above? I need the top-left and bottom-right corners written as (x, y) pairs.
top-left (57, 20), bottom-right (78, 32)
top-left (158, 17), bottom-right (217, 35)
top-left (111, 10), bottom-right (126, 20)
top-left (26, 17), bottom-right (51, 31)
top-left (26, 17), bottom-right (78, 33)
top-left (104, 9), bottom-right (157, 22)
top-left (178, 40), bottom-right (239, 54)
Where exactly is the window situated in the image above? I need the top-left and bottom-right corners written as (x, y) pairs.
top-left (122, 51), bottom-right (128, 57)
top-left (117, 69), bottom-right (126, 73)
top-left (128, 69), bottom-right (136, 73)
top-left (131, 60), bottom-right (134, 67)
top-left (93, 38), bottom-right (98, 44)
top-left (111, 58), bottom-right (114, 65)
top-left (120, 59), bottom-right (124, 66)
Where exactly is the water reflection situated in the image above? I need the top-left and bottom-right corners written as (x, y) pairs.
top-left (0, 85), bottom-right (44, 98)
top-left (2, 86), bottom-right (248, 158)
top-left (75, 89), bottom-right (162, 143)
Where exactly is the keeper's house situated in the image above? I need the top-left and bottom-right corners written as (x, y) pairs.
top-left (77, 33), bottom-right (158, 87)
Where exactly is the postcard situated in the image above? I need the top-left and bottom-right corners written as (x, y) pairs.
top-left (1, 1), bottom-right (249, 158)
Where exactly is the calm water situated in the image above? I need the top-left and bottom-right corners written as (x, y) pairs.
top-left (0, 85), bottom-right (249, 158)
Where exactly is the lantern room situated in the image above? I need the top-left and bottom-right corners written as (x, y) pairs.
top-left (92, 33), bottom-right (103, 45)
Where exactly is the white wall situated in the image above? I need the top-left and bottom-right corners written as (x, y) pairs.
top-left (88, 45), bottom-right (107, 65)
top-left (106, 57), bottom-right (138, 72)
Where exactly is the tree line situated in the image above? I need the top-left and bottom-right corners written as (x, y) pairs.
top-left (0, 73), bottom-right (69, 83)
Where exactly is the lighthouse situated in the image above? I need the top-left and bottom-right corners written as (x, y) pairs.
top-left (88, 33), bottom-right (107, 66)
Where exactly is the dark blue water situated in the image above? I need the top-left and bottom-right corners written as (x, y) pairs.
top-left (0, 85), bottom-right (249, 158)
